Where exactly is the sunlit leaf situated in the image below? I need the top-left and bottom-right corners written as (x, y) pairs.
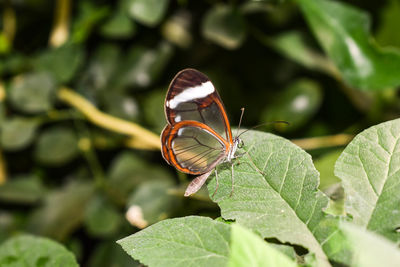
top-left (118, 216), bottom-right (230, 267)
top-left (0, 235), bottom-right (78, 266)
top-left (9, 72), bottom-right (56, 113)
top-left (229, 224), bottom-right (297, 267)
top-left (126, 0), bottom-right (169, 27)
top-left (340, 222), bottom-right (400, 267)
top-left (208, 130), bottom-right (346, 266)
top-left (335, 118), bottom-right (400, 242)
top-left (202, 5), bottom-right (246, 49)
top-left (297, 0), bottom-right (400, 90)
top-left (34, 126), bottom-right (79, 166)
top-left (1, 117), bottom-right (39, 151)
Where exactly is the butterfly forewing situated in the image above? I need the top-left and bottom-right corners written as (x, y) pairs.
top-left (165, 69), bottom-right (232, 143)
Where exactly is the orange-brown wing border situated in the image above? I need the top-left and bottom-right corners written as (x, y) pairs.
top-left (161, 120), bottom-right (229, 175)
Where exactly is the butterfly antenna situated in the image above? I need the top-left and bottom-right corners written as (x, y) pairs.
top-left (237, 120), bottom-right (290, 137)
top-left (236, 108), bottom-right (245, 137)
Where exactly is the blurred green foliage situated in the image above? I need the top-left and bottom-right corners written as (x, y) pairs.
top-left (1, 0), bottom-right (400, 266)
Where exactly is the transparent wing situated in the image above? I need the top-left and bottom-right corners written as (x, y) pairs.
top-left (165, 69), bottom-right (232, 143)
top-left (161, 122), bottom-right (227, 175)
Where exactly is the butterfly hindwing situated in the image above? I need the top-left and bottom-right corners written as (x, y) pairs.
top-left (161, 121), bottom-right (227, 174)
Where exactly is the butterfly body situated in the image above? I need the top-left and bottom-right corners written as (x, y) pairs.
top-left (161, 68), bottom-right (241, 196)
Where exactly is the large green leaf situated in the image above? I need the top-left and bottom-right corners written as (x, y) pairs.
top-left (340, 223), bottom-right (400, 267)
top-left (335, 118), bottom-right (400, 242)
top-left (228, 224), bottom-right (297, 267)
top-left (118, 216), bottom-right (230, 267)
top-left (207, 130), bottom-right (345, 266)
top-left (0, 235), bottom-right (78, 267)
top-left (297, 0), bottom-right (400, 90)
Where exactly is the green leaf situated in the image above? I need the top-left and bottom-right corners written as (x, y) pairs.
top-left (34, 44), bottom-right (84, 83)
top-left (0, 234), bottom-right (78, 267)
top-left (78, 43), bottom-right (120, 91)
top-left (71, 2), bottom-right (110, 43)
top-left (9, 72), bottom-right (56, 113)
top-left (88, 241), bottom-right (140, 267)
top-left (34, 126), bottom-right (79, 166)
top-left (1, 117), bottom-right (39, 151)
top-left (117, 216), bottom-right (230, 267)
top-left (228, 224), bottom-right (297, 267)
top-left (202, 5), bottom-right (246, 49)
top-left (340, 222), bottom-right (400, 267)
top-left (113, 42), bottom-right (173, 89)
top-left (142, 89), bottom-right (168, 133)
top-left (126, 0), bottom-right (169, 27)
top-left (0, 175), bottom-right (45, 204)
top-left (335, 118), bottom-right (400, 242)
top-left (261, 79), bottom-right (322, 132)
top-left (100, 8), bottom-right (136, 38)
top-left (126, 179), bottom-right (180, 228)
top-left (208, 130), bottom-right (343, 266)
top-left (26, 181), bottom-right (94, 240)
top-left (268, 31), bottom-right (336, 76)
top-left (315, 149), bottom-right (342, 191)
top-left (296, 0), bottom-right (400, 90)
top-left (102, 91), bottom-right (138, 121)
top-left (107, 152), bottom-right (174, 204)
top-left (84, 194), bottom-right (122, 237)
top-left (375, 0), bottom-right (400, 48)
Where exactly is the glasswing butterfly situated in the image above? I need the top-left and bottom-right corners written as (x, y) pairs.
top-left (161, 68), bottom-right (244, 197)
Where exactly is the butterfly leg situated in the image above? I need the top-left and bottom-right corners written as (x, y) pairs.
top-left (244, 150), bottom-right (265, 176)
top-left (212, 168), bottom-right (219, 198)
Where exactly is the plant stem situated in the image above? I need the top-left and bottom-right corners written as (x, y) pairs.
top-left (291, 134), bottom-right (354, 150)
top-left (49, 0), bottom-right (71, 47)
top-left (57, 87), bottom-right (161, 151)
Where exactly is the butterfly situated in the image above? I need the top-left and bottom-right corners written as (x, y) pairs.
top-left (161, 68), bottom-right (245, 197)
